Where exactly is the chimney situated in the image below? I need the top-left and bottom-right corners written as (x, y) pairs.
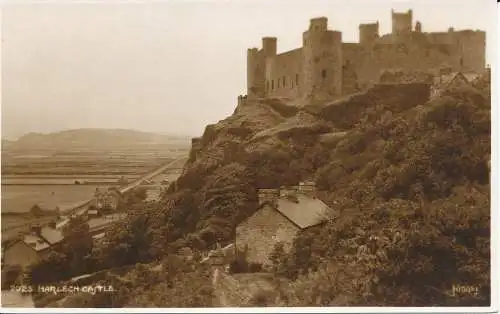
top-left (258, 189), bottom-right (279, 206)
top-left (31, 225), bottom-right (42, 236)
top-left (299, 180), bottom-right (317, 198)
top-left (280, 186), bottom-right (298, 198)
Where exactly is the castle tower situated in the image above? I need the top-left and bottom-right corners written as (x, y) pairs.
top-left (302, 17), bottom-right (342, 104)
top-left (262, 37), bottom-right (277, 58)
top-left (453, 30), bottom-right (486, 73)
top-left (359, 22), bottom-right (379, 45)
top-left (247, 48), bottom-right (265, 97)
top-left (391, 9), bottom-right (413, 36)
top-left (415, 21), bottom-right (422, 33)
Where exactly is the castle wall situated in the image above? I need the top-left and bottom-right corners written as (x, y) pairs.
top-left (247, 48), bottom-right (265, 96)
top-left (359, 23), bottom-right (380, 45)
top-left (425, 32), bottom-right (453, 45)
top-left (454, 30), bottom-right (486, 73)
top-left (342, 43), bottom-right (362, 93)
top-left (392, 10), bottom-right (412, 36)
top-left (350, 40), bottom-right (462, 88)
top-left (302, 26), bottom-right (343, 103)
top-left (246, 10), bottom-right (486, 103)
top-left (265, 48), bottom-right (303, 99)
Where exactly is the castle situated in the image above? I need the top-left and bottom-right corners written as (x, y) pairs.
top-left (244, 9), bottom-right (486, 105)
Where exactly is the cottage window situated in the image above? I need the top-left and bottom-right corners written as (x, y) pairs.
top-left (272, 80), bottom-right (274, 90)
top-left (278, 78), bottom-right (280, 88)
top-left (322, 69), bottom-right (327, 79)
top-left (283, 76), bottom-right (286, 87)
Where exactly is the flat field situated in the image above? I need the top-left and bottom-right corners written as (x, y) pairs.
top-left (1, 184), bottom-right (110, 214)
top-left (1, 145), bottom-right (188, 214)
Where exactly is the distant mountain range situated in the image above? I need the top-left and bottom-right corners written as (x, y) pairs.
top-left (2, 128), bottom-right (192, 152)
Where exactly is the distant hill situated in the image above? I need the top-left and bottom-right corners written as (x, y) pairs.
top-left (3, 129), bottom-right (191, 152)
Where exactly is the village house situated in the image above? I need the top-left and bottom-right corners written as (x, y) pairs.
top-left (3, 225), bottom-right (65, 269)
top-left (430, 70), bottom-right (479, 99)
top-left (92, 187), bottom-right (121, 211)
top-left (235, 181), bottom-right (336, 266)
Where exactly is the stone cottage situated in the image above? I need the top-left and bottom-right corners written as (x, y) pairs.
top-left (235, 182), bottom-right (336, 266)
top-left (3, 226), bottom-right (65, 269)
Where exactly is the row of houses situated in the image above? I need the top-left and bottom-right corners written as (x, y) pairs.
top-left (2, 224), bottom-right (66, 268)
top-left (2, 187), bottom-right (124, 269)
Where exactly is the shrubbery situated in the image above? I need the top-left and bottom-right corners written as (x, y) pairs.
top-left (270, 86), bottom-right (490, 306)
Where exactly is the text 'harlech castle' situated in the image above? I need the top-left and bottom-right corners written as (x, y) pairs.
top-left (244, 9), bottom-right (486, 105)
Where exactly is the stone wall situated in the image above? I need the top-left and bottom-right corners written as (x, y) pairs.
top-left (3, 242), bottom-right (41, 268)
top-left (235, 205), bottom-right (299, 266)
top-left (246, 10), bottom-right (485, 103)
top-left (265, 48), bottom-right (303, 99)
top-left (455, 30), bottom-right (486, 72)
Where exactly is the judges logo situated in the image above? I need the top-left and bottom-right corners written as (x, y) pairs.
top-left (450, 284), bottom-right (480, 297)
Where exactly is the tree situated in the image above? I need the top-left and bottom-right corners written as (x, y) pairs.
top-left (25, 251), bottom-right (69, 285)
top-left (62, 216), bottom-right (93, 274)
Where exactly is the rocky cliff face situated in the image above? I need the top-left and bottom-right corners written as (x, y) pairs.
top-left (164, 79), bottom-right (489, 251)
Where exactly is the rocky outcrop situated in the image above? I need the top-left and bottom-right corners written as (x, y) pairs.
top-left (164, 81), bottom-right (487, 249)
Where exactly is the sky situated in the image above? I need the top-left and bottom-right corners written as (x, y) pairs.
top-left (0, 0), bottom-right (497, 140)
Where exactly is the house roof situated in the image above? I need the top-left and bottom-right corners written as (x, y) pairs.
top-left (463, 73), bottom-right (480, 83)
top-left (274, 195), bottom-right (336, 229)
top-left (434, 72), bottom-right (474, 88)
top-left (40, 227), bottom-right (64, 245)
top-left (92, 232), bottom-right (106, 240)
top-left (299, 180), bottom-right (315, 186)
top-left (23, 235), bottom-right (50, 252)
top-left (56, 218), bottom-right (70, 230)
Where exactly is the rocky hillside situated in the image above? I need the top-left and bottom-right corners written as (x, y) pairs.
top-left (165, 83), bottom-right (437, 236)
top-left (157, 76), bottom-right (490, 306)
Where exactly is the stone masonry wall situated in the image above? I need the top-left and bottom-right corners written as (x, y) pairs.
top-left (265, 48), bottom-right (303, 99)
top-left (247, 11), bottom-right (485, 103)
top-left (235, 205), bottom-right (299, 266)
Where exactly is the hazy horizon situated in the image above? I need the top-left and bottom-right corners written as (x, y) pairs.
top-left (1, 0), bottom-right (497, 140)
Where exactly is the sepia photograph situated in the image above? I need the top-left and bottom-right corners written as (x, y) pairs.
top-left (0, 0), bottom-right (497, 310)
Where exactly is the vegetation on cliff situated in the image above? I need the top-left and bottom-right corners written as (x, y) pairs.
top-left (154, 80), bottom-right (490, 306)
top-left (27, 77), bottom-right (490, 307)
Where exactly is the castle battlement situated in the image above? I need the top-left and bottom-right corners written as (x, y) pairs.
top-left (245, 9), bottom-right (486, 106)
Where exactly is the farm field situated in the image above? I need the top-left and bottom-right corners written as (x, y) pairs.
top-left (2, 175), bottom-right (140, 185)
top-left (1, 184), bottom-right (111, 214)
top-left (1, 130), bottom-right (190, 240)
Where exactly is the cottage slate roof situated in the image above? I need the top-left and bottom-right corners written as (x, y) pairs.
top-left (40, 227), bottom-right (65, 245)
top-left (56, 218), bottom-right (70, 230)
top-left (275, 195), bottom-right (335, 229)
top-left (463, 73), bottom-right (480, 83)
top-left (92, 232), bottom-right (106, 240)
top-left (23, 235), bottom-right (50, 252)
top-left (433, 72), bottom-right (475, 88)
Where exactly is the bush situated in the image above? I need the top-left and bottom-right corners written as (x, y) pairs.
top-left (229, 258), bottom-right (248, 274)
top-left (1, 265), bottom-right (22, 289)
top-left (247, 289), bottom-right (275, 306)
top-left (248, 263), bottom-right (263, 273)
